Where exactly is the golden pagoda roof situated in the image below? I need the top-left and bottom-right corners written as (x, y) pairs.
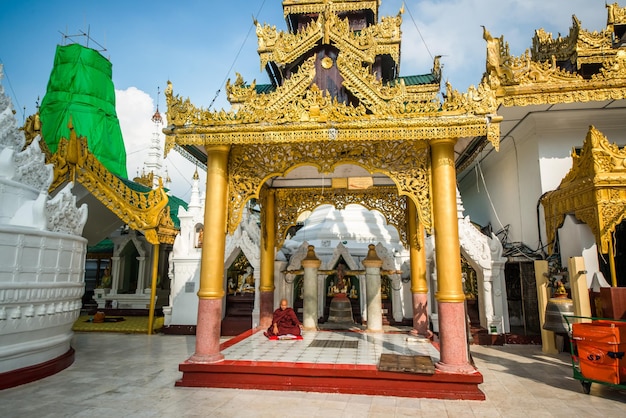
top-left (457, 2), bottom-right (626, 172)
top-left (282, 0), bottom-right (381, 21)
top-left (481, 3), bottom-right (626, 108)
top-left (164, 1), bottom-right (501, 236)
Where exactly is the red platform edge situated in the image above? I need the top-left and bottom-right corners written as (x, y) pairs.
top-left (177, 329), bottom-right (484, 400)
top-left (0, 348), bottom-right (75, 390)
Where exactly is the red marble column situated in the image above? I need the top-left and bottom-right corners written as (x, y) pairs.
top-left (188, 144), bottom-right (230, 364)
top-left (191, 299), bottom-right (224, 363)
top-left (259, 291), bottom-right (274, 330)
top-left (430, 138), bottom-right (474, 373)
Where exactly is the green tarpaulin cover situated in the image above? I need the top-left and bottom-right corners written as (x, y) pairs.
top-left (40, 43), bottom-right (128, 178)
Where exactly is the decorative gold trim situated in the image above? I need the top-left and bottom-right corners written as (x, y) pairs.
top-left (257, 19), bottom-right (322, 69)
top-left (226, 140), bottom-right (431, 238)
top-left (48, 124), bottom-right (174, 245)
top-left (273, 186), bottom-right (408, 248)
top-left (607, 2), bottom-right (626, 26)
top-left (542, 126), bottom-right (626, 254)
top-left (257, 6), bottom-right (399, 68)
top-left (282, 0), bottom-right (380, 21)
top-left (482, 7), bottom-right (626, 108)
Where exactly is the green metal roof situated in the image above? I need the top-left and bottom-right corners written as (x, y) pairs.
top-left (255, 84), bottom-right (276, 94)
top-left (396, 74), bottom-right (439, 86)
top-left (87, 238), bottom-right (114, 253)
top-left (117, 176), bottom-right (188, 228)
top-left (166, 194), bottom-right (188, 229)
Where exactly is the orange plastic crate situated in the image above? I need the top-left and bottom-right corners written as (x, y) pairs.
top-left (572, 321), bottom-right (626, 384)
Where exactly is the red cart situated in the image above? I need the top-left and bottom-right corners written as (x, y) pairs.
top-left (565, 315), bottom-right (626, 394)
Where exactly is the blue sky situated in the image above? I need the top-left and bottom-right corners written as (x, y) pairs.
top-left (0, 0), bottom-right (611, 200)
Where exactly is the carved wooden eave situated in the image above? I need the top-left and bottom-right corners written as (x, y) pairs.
top-left (256, 6), bottom-right (400, 70)
top-left (282, 0), bottom-right (381, 21)
top-left (47, 124), bottom-right (175, 245)
top-left (542, 126), bottom-right (626, 254)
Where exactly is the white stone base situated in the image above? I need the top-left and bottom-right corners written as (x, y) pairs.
top-left (0, 226), bottom-right (87, 374)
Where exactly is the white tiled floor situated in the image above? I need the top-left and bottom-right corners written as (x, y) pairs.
top-left (1, 332), bottom-right (625, 417)
top-left (221, 330), bottom-right (440, 364)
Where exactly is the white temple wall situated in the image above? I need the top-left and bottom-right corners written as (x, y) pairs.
top-left (460, 109), bottom-right (626, 261)
top-left (169, 258), bottom-right (200, 325)
top-left (558, 215), bottom-right (603, 288)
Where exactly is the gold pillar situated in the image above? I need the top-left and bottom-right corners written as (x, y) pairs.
top-left (147, 243), bottom-right (160, 335)
top-left (190, 144), bottom-right (230, 363)
top-left (260, 188), bottom-right (276, 329)
top-left (431, 138), bottom-right (464, 303)
top-left (408, 198), bottom-right (431, 338)
top-left (430, 137), bottom-right (472, 372)
top-left (408, 200), bottom-right (428, 295)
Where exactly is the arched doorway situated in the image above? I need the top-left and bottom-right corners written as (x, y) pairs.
top-left (222, 252), bottom-right (255, 336)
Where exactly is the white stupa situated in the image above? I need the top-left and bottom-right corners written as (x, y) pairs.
top-left (284, 204), bottom-right (404, 260)
top-left (0, 65), bottom-right (88, 387)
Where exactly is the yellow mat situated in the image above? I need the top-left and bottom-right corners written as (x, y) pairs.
top-left (72, 315), bottom-right (164, 334)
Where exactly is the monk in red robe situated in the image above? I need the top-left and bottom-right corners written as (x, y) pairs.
top-left (265, 298), bottom-right (303, 338)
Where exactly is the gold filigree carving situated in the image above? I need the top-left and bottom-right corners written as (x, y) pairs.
top-left (483, 6), bottom-right (626, 109)
top-left (257, 5), bottom-right (400, 68)
top-left (532, 18), bottom-right (580, 62)
top-left (226, 140), bottom-right (431, 237)
top-left (282, 0), bottom-right (380, 21)
top-left (607, 2), bottom-right (626, 26)
top-left (273, 187), bottom-right (408, 248)
top-left (226, 73), bottom-right (257, 105)
top-left (441, 79), bottom-right (498, 117)
top-left (543, 126), bottom-right (626, 254)
top-left (48, 124), bottom-right (172, 245)
top-left (336, 52), bottom-right (404, 113)
top-left (257, 19), bottom-right (322, 69)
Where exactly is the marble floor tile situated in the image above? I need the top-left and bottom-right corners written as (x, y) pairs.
top-left (1, 333), bottom-right (625, 417)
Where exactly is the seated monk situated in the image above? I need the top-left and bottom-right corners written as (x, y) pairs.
top-left (265, 298), bottom-right (303, 338)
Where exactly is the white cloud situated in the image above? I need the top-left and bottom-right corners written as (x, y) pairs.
top-left (382, 0), bottom-right (608, 92)
top-left (115, 87), bottom-right (205, 203)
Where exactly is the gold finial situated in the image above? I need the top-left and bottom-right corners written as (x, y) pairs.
top-left (304, 245), bottom-right (317, 260)
top-left (364, 244), bottom-right (381, 262)
top-left (193, 167), bottom-right (199, 180)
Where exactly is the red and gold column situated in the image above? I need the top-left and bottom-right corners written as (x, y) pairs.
top-left (189, 144), bottom-right (230, 364)
top-left (430, 138), bottom-right (474, 373)
top-left (408, 199), bottom-right (431, 338)
top-left (259, 188), bottom-right (276, 329)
